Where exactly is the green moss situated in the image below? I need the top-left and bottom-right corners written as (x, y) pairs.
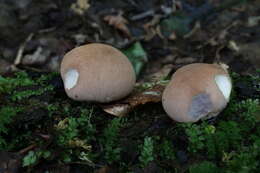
top-left (139, 136), bottom-right (155, 168)
top-left (0, 106), bottom-right (22, 149)
top-left (0, 71), bottom-right (54, 101)
top-left (101, 118), bottom-right (122, 164)
top-left (54, 108), bottom-right (95, 163)
top-left (158, 139), bottom-right (175, 160)
top-left (0, 70), bottom-right (259, 172)
top-left (189, 161), bottom-right (220, 173)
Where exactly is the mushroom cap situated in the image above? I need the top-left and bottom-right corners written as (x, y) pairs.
top-left (60, 43), bottom-right (136, 103)
top-left (162, 63), bottom-right (232, 122)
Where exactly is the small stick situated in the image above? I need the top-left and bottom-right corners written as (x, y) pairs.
top-left (14, 33), bottom-right (34, 66)
top-left (130, 10), bottom-right (155, 21)
top-left (18, 144), bottom-right (37, 155)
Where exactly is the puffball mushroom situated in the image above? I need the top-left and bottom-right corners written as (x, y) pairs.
top-left (60, 43), bottom-right (136, 103)
top-left (162, 63), bottom-right (232, 123)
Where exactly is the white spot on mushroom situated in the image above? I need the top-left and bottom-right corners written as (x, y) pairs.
top-left (215, 75), bottom-right (232, 101)
top-left (64, 69), bottom-right (79, 90)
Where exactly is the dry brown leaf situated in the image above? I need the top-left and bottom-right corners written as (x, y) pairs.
top-left (145, 64), bottom-right (173, 82)
top-left (104, 13), bottom-right (131, 38)
top-left (68, 138), bottom-right (91, 150)
top-left (143, 15), bottom-right (162, 41)
top-left (22, 47), bottom-right (50, 66)
top-left (100, 84), bottom-right (165, 117)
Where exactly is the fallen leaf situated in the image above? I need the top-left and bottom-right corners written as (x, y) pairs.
top-left (101, 84), bottom-right (165, 117)
top-left (228, 40), bottom-right (240, 52)
top-left (160, 13), bottom-right (192, 38)
top-left (143, 15), bottom-right (162, 41)
top-left (104, 13), bottom-right (131, 38)
top-left (145, 64), bottom-right (173, 82)
top-left (22, 47), bottom-right (50, 66)
top-left (68, 138), bottom-right (92, 150)
top-left (247, 16), bottom-right (260, 27)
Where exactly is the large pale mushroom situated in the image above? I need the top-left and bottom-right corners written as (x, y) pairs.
top-left (60, 43), bottom-right (136, 103)
top-left (162, 63), bottom-right (232, 122)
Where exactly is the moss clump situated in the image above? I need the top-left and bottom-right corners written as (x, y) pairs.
top-left (0, 70), bottom-right (259, 172)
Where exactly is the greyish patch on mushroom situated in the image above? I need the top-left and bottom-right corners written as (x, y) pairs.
top-left (188, 93), bottom-right (213, 121)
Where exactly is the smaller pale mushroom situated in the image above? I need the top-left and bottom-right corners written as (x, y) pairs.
top-left (162, 63), bottom-right (232, 122)
top-left (60, 43), bottom-right (136, 103)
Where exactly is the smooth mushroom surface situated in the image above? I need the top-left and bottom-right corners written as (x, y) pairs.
top-left (60, 43), bottom-right (136, 103)
top-left (162, 63), bottom-right (232, 122)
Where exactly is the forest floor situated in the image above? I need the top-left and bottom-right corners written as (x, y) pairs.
top-left (0, 0), bottom-right (259, 172)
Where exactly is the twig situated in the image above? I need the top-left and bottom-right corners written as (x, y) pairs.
top-left (38, 27), bottom-right (56, 34)
top-left (14, 33), bottom-right (34, 66)
top-left (18, 144), bottom-right (37, 155)
top-left (183, 21), bottom-right (201, 39)
top-left (130, 10), bottom-right (155, 21)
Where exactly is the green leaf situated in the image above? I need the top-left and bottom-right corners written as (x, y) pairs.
top-left (160, 13), bottom-right (192, 37)
top-left (42, 150), bottom-right (51, 159)
top-left (22, 151), bottom-right (38, 167)
top-left (122, 42), bottom-right (147, 77)
top-left (160, 0), bottom-right (249, 38)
